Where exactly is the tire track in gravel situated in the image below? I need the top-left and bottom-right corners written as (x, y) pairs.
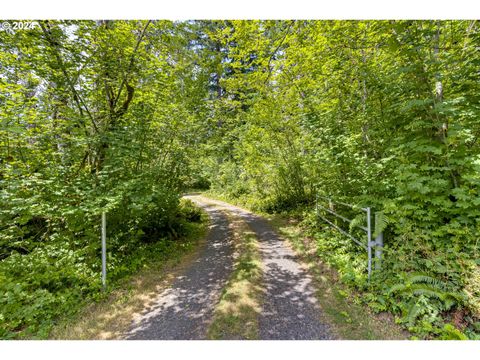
top-left (190, 195), bottom-right (334, 340)
top-left (126, 201), bottom-right (234, 340)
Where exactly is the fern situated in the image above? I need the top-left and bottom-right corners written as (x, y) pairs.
top-left (404, 299), bottom-right (423, 326)
top-left (441, 292), bottom-right (467, 311)
top-left (388, 283), bottom-right (406, 294)
top-left (388, 274), bottom-right (465, 314)
top-left (409, 274), bottom-right (446, 290)
top-left (410, 284), bottom-right (445, 300)
top-left (349, 214), bottom-right (365, 233)
top-left (373, 211), bottom-right (389, 238)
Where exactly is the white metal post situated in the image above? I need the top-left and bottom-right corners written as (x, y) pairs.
top-left (375, 232), bottom-right (384, 270)
top-left (101, 212), bottom-right (106, 289)
top-left (366, 207), bottom-right (372, 279)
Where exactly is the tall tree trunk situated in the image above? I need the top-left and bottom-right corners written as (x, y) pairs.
top-left (433, 21), bottom-right (458, 189)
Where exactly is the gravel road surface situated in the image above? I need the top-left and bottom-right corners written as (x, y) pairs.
top-left (126, 202), bottom-right (234, 339)
top-left (127, 195), bottom-right (332, 340)
top-left (188, 196), bottom-right (333, 340)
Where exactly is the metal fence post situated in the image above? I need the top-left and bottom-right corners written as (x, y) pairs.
top-left (375, 232), bottom-right (384, 270)
top-left (366, 207), bottom-right (372, 279)
top-left (101, 212), bottom-right (106, 290)
top-left (315, 195), bottom-right (383, 279)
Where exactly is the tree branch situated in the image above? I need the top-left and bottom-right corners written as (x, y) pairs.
top-left (39, 21), bottom-right (99, 133)
top-left (113, 20), bottom-right (152, 110)
top-left (264, 21), bottom-right (295, 85)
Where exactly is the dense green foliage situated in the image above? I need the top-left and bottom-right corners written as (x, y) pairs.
top-left (0, 21), bottom-right (207, 338)
top-left (190, 20), bottom-right (480, 339)
top-left (1, 20), bottom-right (479, 339)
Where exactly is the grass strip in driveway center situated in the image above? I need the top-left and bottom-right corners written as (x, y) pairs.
top-left (207, 213), bottom-right (263, 340)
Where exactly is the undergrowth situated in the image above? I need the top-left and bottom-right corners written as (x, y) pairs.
top-left (206, 189), bottom-right (480, 340)
top-left (0, 198), bottom-right (206, 339)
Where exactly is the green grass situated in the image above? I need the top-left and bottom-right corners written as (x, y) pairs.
top-left (207, 213), bottom-right (263, 340)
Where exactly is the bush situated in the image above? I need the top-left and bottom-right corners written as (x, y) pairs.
top-left (0, 179), bottom-right (204, 339)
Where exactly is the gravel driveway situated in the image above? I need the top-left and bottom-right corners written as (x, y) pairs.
top-left (192, 196), bottom-right (333, 340)
top-left (126, 195), bottom-right (332, 340)
top-left (126, 202), bottom-right (234, 339)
